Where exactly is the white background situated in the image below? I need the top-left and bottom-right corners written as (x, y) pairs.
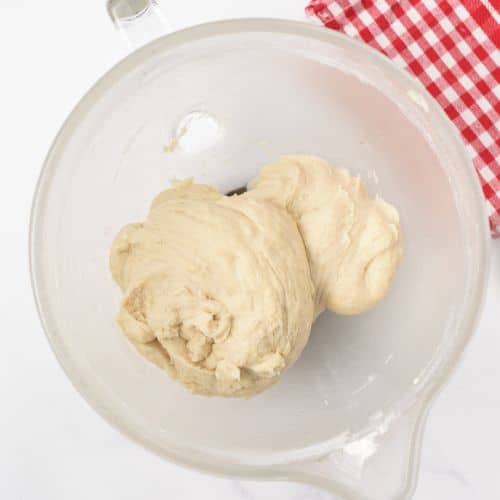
top-left (1, 1), bottom-right (499, 499)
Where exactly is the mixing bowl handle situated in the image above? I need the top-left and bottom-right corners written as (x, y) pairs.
top-left (276, 400), bottom-right (429, 500)
top-left (106, 0), bottom-right (171, 49)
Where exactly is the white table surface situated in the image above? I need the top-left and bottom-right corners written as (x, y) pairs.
top-left (1, 1), bottom-right (498, 499)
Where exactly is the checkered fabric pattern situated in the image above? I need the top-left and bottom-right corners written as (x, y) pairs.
top-left (306, 0), bottom-right (500, 237)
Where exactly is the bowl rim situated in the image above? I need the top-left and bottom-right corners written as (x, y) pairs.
top-left (29, 17), bottom-right (491, 498)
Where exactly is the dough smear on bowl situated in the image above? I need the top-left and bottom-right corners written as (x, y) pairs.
top-left (110, 156), bottom-right (402, 397)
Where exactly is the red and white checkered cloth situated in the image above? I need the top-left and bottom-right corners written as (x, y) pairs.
top-left (306, 0), bottom-right (500, 237)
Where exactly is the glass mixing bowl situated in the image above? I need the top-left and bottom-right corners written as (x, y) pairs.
top-left (30, 19), bottom-right (489, 500)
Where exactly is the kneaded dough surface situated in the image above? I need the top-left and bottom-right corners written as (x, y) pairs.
top-left (110, 180), bottom-right (315, 397)
top-left (248, 156), bottom-right (402, 316)
top-left (110, 156), bottom-right (402, 397)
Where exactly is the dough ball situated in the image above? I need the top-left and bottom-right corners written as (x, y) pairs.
top-left (110, 156), bottom-right (403, 397)
top-left (110, 180), bottom-right (315, 397)
top-left (248, 156), bottom-right (402, 315)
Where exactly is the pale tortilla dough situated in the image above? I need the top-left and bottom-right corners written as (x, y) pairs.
top-left (110, 180), bottom-right (315, 397)
top-left (248, 156), bottom-right (403, 316)
top-left (110, 156), bottom-right (402, 397)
